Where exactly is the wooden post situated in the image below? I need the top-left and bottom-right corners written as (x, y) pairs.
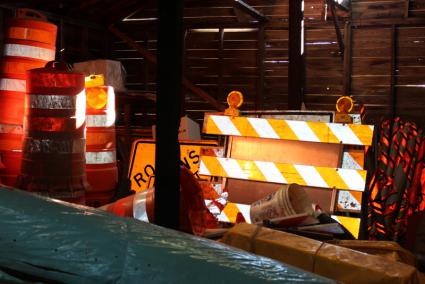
top-left (155, 0), bottom-right (183, 230)
top-left (288, 0), bottom-right (304, 109)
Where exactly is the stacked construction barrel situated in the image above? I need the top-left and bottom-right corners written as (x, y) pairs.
top-left (16, 61), bottom-right (90, 204)
top-left (0, 9), bottom-right (56, 185)
top-left (85, 75), bottom-right (118, 207)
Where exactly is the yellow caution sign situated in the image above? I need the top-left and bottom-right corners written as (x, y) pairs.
top-left (128, 140), bottom-right (221, 192)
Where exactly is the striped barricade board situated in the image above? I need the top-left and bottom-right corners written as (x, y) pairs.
top-left (337, 146), bottom-right (366, 212)
top-left (199, 156), bottom-right (366, 192)
top-left (203, 114), bottom-right (374, 146)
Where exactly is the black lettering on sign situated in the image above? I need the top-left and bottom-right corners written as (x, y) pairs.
top-left (144, 164), bottom-right (155, 177)
top-left (180, 157), bottom-right (191, 170)
top-left (133, 164), bottom-right (156, 188)
top-left (134, 172), bottom-right (146, 187)
top-left (189, 150), bottom-right (199, 164)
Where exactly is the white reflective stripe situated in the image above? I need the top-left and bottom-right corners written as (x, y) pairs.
top-left (247, 117), bottom-right (279, 139)
top-left (133, 189), bottom-right (150, 222)
top-left (217, 158), bottom-right (249, 180)
top-left (328, 123), bottom-right (362, 145)
top-left (86, 151), bottom-right (116, 164)
top-left (29, 95), bottom-right (76, 109)
top-left (286, 120), bottom-right (320, 142)
top-left (217, 212), bottom-right (230, 223)
top-left (24, 138), bottom-right (85, 153)
top-left (216, 203), bottom-right (251, 224)
top-left (294, 164), bottom-right (329, 188)
top-left (3, 43), bottom-right (55, 61)
top-left (0, 124), bottom-right (23, 134)
top-left (342, 152), bottom-right (362, 170)
top-left (199, 160), bottom-right (211, 176)
top-left (237, 204), bottom-right (251, 224)
top-left (369, 125), bottom-right (374, 132)
top-left (338, 190), bottom-right (361, 211)
top-left (0, 78), bottom-right (26, 92)
top-left (254, 160), bottom-right (287, 184)
top-left (210, 115), bottom-right (241, 136)
top-left (86, 115), bottom-right (108, 127)
top-left (337, 168), bottom-right (365, 192)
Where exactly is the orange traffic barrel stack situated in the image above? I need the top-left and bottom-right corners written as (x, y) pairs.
top-left (16, 61), bottom-right (90, 204)
top-left (0, 9), bottom-right (57, 186)
top-left (84, 75), bottom-right (118, 207)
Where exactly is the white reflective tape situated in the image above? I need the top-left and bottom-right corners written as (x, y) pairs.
top-left (0, 124), bottom-right (23, 134)
top-left (199, 160), bottom-right (211, 176)
top-left (254, 161), bottom-right (287, 184)
top-left (217, 212), bottom-right (230, 223)
top-left (369, 125), bottom-right (374, 132)
top-left (0, 78), bottom-right (26, 92)
top-left (237, 204), bottom-right (251, 224)
top-left (86, 151), bottom-right (116, 164)
top-left (217, 158), bottom-right (249, 180)
top-left (338, 190), bottom-right (361, 211)
top-left (4, 43), bottom-right (55, 61)
top-left (29, 95), bottom-right (76, 109)
top-left (133, 189), bottom-right (150, 222)
top-left (210, 115), bottom-right (241, 136)
top-left (342, 152), bottom-right (362, 170)
top-left (247, 117), bottom-right (279, 139)
top-left (337, 168), bottom-right (365, 192)
top-left (327, 123), bottom-right (362, 145)
top-left (294, 164), bottom-right (329, 188)
top-left (24, 138), bottom-right (85, 154)
top-left (286, 120), bottom-right (320, 142)
top-left (86, 115), bottom-right (108, 127)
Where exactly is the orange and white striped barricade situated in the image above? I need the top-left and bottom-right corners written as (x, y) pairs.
top-left (200, 113), bottom-right (374, 232)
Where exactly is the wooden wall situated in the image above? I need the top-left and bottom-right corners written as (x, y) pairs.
top-left (2, 1), bottom-right (419, 129)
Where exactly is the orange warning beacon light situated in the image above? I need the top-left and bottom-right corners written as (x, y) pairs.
top-left (84, 74), bottom-right (118, 207)
top-left (336, 96), bottom-right (354, 114)
top-left (224, 90), bottom-right (244, 116)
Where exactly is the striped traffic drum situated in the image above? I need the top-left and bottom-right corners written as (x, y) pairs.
top-left (0, 9), bottom-right (57, 188)
top-left (16, 61), bottom-right (90, 204)
top-left (0, 73), bottom-right (26, 125)
top-left (85, 83), bottom-right (118, 207)
top-left (5, 9), bottom-right (57, 46)
top-left (0, 150), bottom-right (22, 186)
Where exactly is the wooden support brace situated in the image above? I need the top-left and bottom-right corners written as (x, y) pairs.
top-left (109, 25), bottom-right (226, 111)
top-left (327, 0), bottom-right (345, 57)
top-left (233, 0), bottom-right (268, 22)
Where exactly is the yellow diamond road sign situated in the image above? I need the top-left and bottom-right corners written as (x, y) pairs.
top-left (128, 139), bottom-right (219, 192)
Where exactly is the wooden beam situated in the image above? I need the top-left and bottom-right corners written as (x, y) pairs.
top-left (218, 28), bottom-right (225, 101)
top-left (327, 0), bottom-right (345, 57)
top-left (390, 25), bottom-right (398, 119)
top-left (109, 25), bottom-right (226, 111)
top-left (233, 0), bottom-right (268, 22)
top-left (256, 25), bottom-right (265, 110)
top-left (288, 0), bottom-right (304, 110)
top-left (155, 0), bottom-right (183, 230)
top-left (69, 0), bottom-right (102, 13)
top-left (343, 22), bottom-right (352, 97)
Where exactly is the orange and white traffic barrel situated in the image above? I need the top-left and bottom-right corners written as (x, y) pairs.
top-left (84, 75), bottom-right (118, 207)
top-left (0, 9), bottom-right (57, 186)
top-left (16, 61), bottom-right (90, 204)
